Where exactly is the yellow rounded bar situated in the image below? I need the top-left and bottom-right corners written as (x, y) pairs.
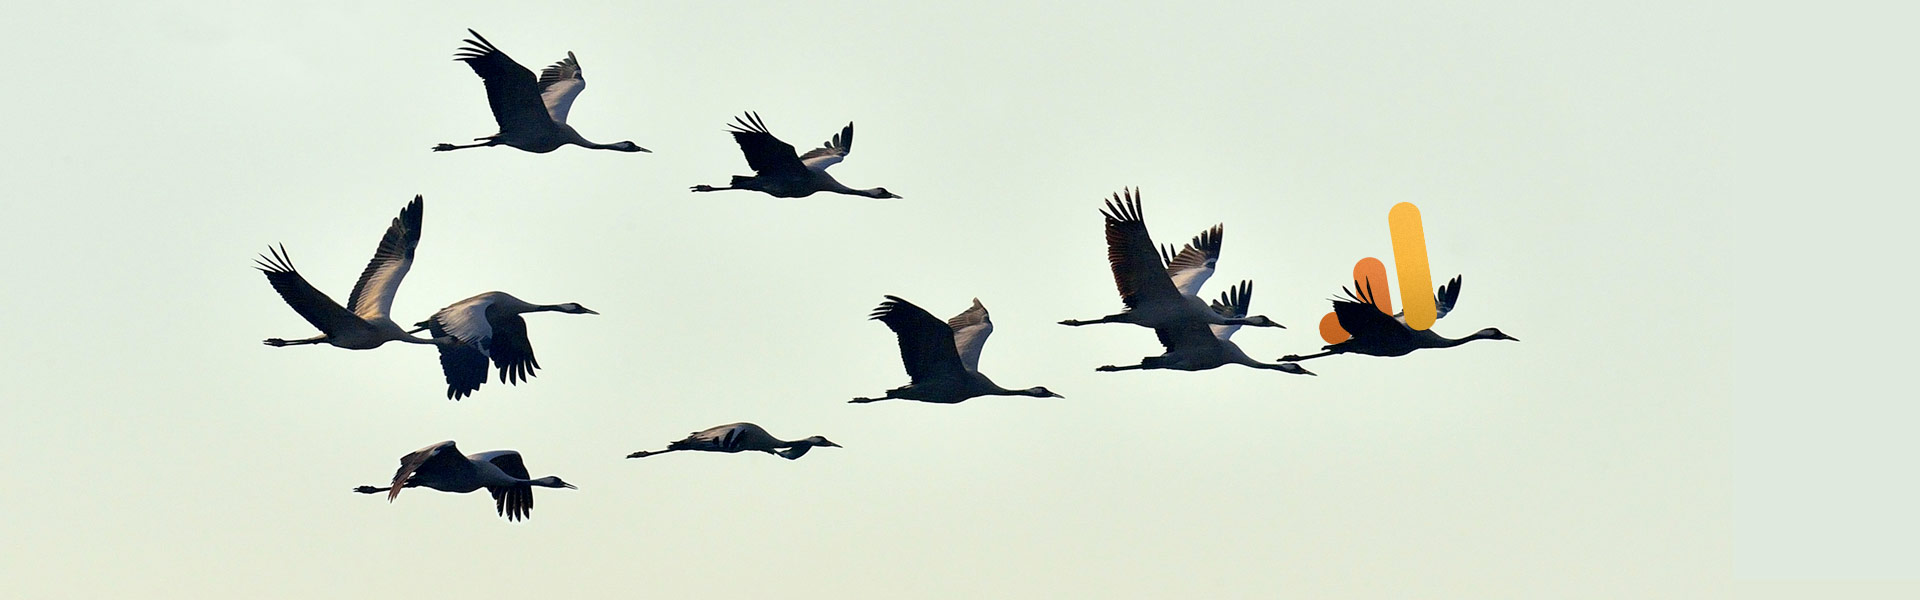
top-left (1388, 202), bottom-right (1436, 331)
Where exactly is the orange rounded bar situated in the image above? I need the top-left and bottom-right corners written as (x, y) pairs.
top-left (1318, 311), bottom-right (1349, 344)
top-left (1389, 202), bottom-right (1436, 331)
top-left (1352, 257), bottom-right (1393, 315)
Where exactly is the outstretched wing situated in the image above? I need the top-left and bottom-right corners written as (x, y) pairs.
top-left (477, 451), bottom-right (534, 522)
top-left (1390, 275), bottom-right (1463, 323)
top-left (347, 196), bottom-right (423, 321)
top-left (426, 318), bottom-right (487, 400)
top-left (256, 245), bottom-right (360, 335)
top-left (386, 440), bottom-right (474, 501)
top-left (870, 296), bottom-right (968, 385)
top-left (484, 307), bottom-right (541, 386)
top-left (1099, 189), bottom-right (1184, 310)
top-left (799, 122), bottom-right (853, 172)
top-left (425, 293), bottom-right (498, 399)
top-left (669, 422), bottom-right (764, 452)
top-left (453, 29), bottom-right (555, 138)
top-left (1334, 280), bottom-right (1414, 343)
top-left (725, 112), bottom-right (808, 179)
top-left (1164, 225), bottom-right (1222, 297)
top-left (1207, 280), bottom-right (1254, 340)
top-left (536, 51), bottom-right (585, 124)
top-left (1434, 275), bottom-right (1462, 320)
top-left (946, 298), bottom-right (993, 372)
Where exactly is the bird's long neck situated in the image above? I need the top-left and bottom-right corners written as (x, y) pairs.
top-left (776, 442), bottom-right (814, 460)
top-left (1420, 329), bottom-right (1493, 349)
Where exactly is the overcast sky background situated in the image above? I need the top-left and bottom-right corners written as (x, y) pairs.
top-left (0, 1), bottom-right (1909, 598)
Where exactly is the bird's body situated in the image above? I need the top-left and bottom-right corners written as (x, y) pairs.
top-left (353, 441), bottom-right (575, 522)
top-left (626, 422), bottom-right (840, 460)
top-left (413, 291), bottom-right (598, 399)
top-left (1061, 190), bottom-right (1282, 330)
top-left (1280, 276), bottom-right (1517, 362)
top-left (854, 296), bottom-right (1061, 404)
top-left (691, 112), bottom-right (900, 199)
top-left (434, 30), bottom-right (648, 154)
top-left (258, 196), bottom-right (446, 350)
top-left (1098, 281), bottom-right (1314, 375)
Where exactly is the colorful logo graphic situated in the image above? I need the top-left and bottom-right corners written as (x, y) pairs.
top-left (1319, 202), bottom-right (1435, 344)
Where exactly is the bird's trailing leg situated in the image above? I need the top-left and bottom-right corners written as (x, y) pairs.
top-left (626, 448), bottom-right (677, 459)
top-left (352, 485), bottom-right (385, 494)
top-left (432, 141), bottom-right (491, 152)
top-left (1278, 350), bottom-right (1338, 362)
top-left (849, 393), bottom-right (897, 404)
top-left (1096, 363), bottom-right (1146, 372)
top-left (1059, 314), bottom-right (1124, 327)
top-left (263, 336), bottom-right (324, 347)
top-left (689, 184), bottom-right (732, 192)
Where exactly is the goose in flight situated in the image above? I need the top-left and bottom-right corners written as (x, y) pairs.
top-left (1060, 189), bottom-right (1283, 330)
top-left (690, 112), bottom-right (901, 199)
top-left (432, 30), bottom-right (648, 154)
top-left (353, 441), bottom-right (575, 522)
top-left (626, 422), bottom-right (840, 460)
top-left (1097, 281), bottom-right (1314, 375)
top-left (854, 296), bottom-right (1062, 404)
top-left (258, 196), bottom-right (447, 350)
top-left (1280, 276), bottom-right (1517, 362)
top-left (409, 292), bottom-right (598, 400)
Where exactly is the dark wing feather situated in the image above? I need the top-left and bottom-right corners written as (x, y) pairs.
top-left (485, 452), bottom-right (534, 521)
top-left (798, 122), bottom-right (853, 170)
top-left (487, 452), bottom-right (531, 479)
top-left (491, 484), bottom-right (534, 522)
top-left (428, 318), bottom-right (488, 400)
top-left (346, 196), bottom-right (422, 320)
top-left (256, 245), bottom-right (360, 334)
top-left (725, 112), bottom-right (808, 178)
top-left (386, 441), bottom-right (474, 501)
top-left (1152, 320), bottom-right (1218, 353)
top-left (869, 296), bottom-right (968, 384)
top-left (1334, 280), bottom-right (1415, 342)
top-left (1100, 189), bottom-right (1184, 310)
top-left (1434, 275), bottom-right (1462, 320)
top-left (453, 30), bottom-right (555, 138)
top-left (484, 308), bottom-right (540, 385)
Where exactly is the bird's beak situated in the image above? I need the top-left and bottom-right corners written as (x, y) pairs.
top-left (582, 308), bottom-right (600, 315)
top-left (1299, 367), bottom-right (1318, 376)
top-left (1049, 392), bottom-right (1066, 398)
top-left (826, 441), bottom-right (843, 448)
top-left (564, 483), bottom-right (578, 490)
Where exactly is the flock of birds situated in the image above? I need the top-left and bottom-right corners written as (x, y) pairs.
top-left (259, 30), bottom-right (1519, 522)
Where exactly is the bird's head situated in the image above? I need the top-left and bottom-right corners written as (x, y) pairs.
top-left (611, 141), bottom-right (651, 153)
top-left (533, 476), bottom-right (577, 490)
top-left (1245, 315), bottom-right (1285, 328)
top-left (557, 303), bottom-right (599, 315)
top-left (1275, 362), bottom-right (1315, 376)
top-left (866, 187), bottom-right (902, 200)
top-left (803, 436), bottom-right (842, 448)
top-left (1025, 386), bottom-right (1065, 399)
top-left (1477, 328), bottom-right (1518, 342)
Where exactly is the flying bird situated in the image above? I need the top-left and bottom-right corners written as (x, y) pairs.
top-left (854, 296), bottom-right (1062, 404)
top-left (1060, 189), bottom-right (1283, 330)
top-left (1097, 281), bottom-right (1314, 375)
top-left (1280, 276), bottom-right (1517, 362)
top-left (433, 29), bottom-right (648, 154)
top-left (626, 423), bottom-right (840, 460)
top-left (410, 292), bottom-right (598, 400)
top-left (691, 112), bottom-right (901, 199)
top-left (257, 196), bottom-right (447, 350)
top-left (353, 441), bottom-right (575, 522)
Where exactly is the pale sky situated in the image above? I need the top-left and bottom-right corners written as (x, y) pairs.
top-left (0, 1), bottom-right (1908, 598)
